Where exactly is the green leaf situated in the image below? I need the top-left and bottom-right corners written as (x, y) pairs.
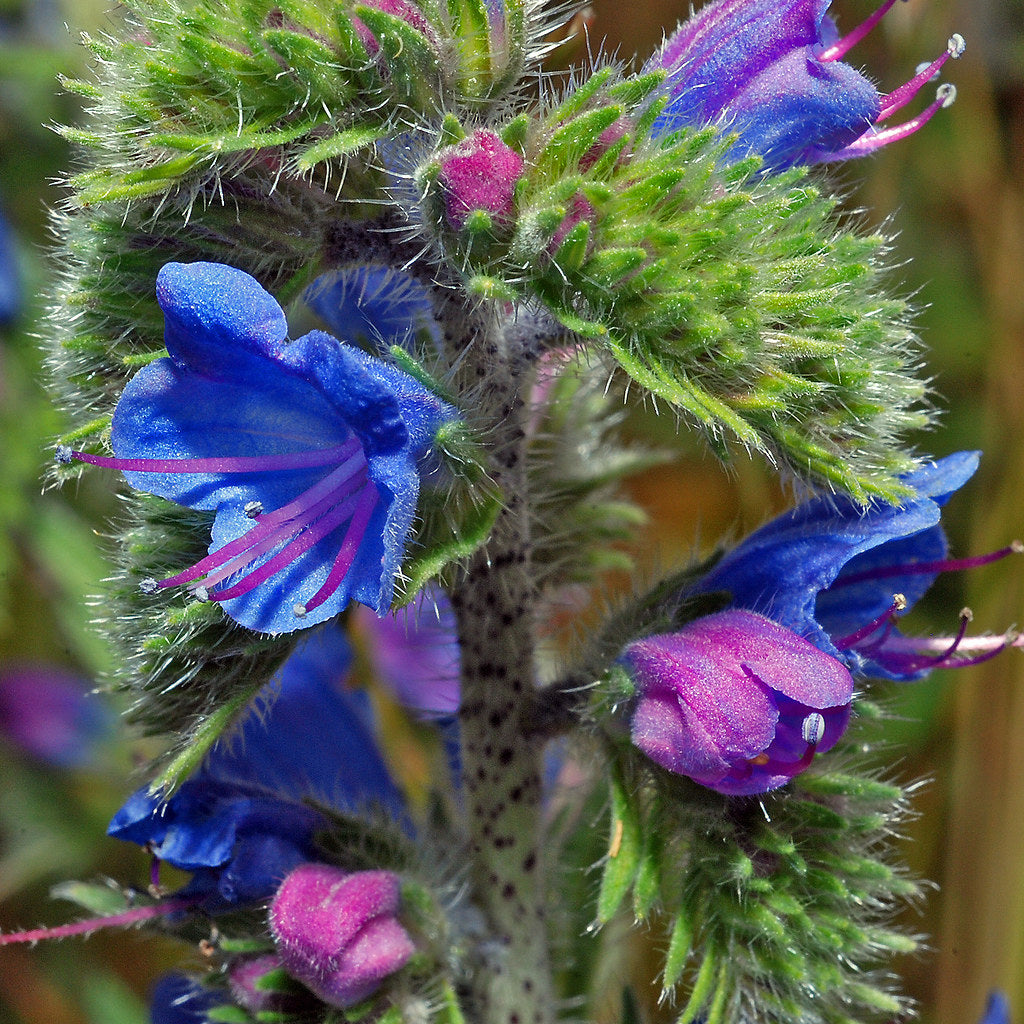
top-left (149, 672), bottom-right (270, 796)
top-left (596, 766), bottom-right (642, 923)
top-left (50, 882), bottom-right (131, 917)
top-left (294, 125), bottom-right (388, 171)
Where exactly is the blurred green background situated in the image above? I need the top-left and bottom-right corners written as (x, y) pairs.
top-left (0, 1), bottom-right (1021, 1022)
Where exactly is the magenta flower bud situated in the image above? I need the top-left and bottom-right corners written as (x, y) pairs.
top-left (436, 129), bottom-right (524, 232)
top-left (269, 864), bottom-right (415, 1008)
top-left (621, 609), bottom-right (854, 796)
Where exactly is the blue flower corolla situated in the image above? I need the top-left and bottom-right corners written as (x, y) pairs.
top-left (622, 609), bottom-right (854, 796)
top-left (980, 992), bottom-right (1012, 1024)
top-left (150, 974), bottom-right (229, 1024)
top-left (0, 208), bottom-right (20, 326)
top-left (303, 265), bottom-right (441, 355)
top-left (644, 0), bottom-right (965, 169)
top-left (108, 624), bottom-right (405, 911)
top-left (351, 586), bottom-right (460, 717)
top-left (59, 261), bottom-right (459, 634)
top-left (696, 452), bottom-right (1022, 681)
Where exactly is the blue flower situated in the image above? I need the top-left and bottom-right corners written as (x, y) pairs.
top-left (150, 974), bottom-right (229, 1024)
top-left (645, 0), bottom-right (964, 169)
top-left (980, 992), bottom-right (1012, 1024)
top-left (0, 208), bottom-right (20, 326)
top-left (696, 452), bottom-right (1022, 681)
top-left (0, 663), bottom-right (113, 768)
top-left (108, 624), bottom-right (404, 911)
top-left (303, 265), bottom-right (440, 355)
top-left (60, 261), bottom-right (459, 634)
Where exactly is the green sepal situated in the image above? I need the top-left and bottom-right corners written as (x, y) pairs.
top-left (663, 908), bottom-right (694, 991)
top-left (148, 669), bottom-right (274, 797)
top-left (395, 483), bottom-right (502, 606)
top-left (596, 766), bottom-right (642, 923)
top-left (354, 7), bottom-right (442, 108)
top-left (206, 1008), bottom-right (252, 1024)
top-left (50, 881), bottom-right (132, 917)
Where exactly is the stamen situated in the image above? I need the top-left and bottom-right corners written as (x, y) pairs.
top-left (835, 593), bottom-right (907, 650)
top-left (801, 712), bottom-right (826, 746)
top-left (244, 501), bottom-right (263, 519)
top-left (818, 84), bottom-right (957, 161)
top-left (0, 897), bottom-right (197, 946)
top-left (156, 455), bottom-right (368, 588)
top-left (878, 35), bottom-right (966, 122)
top-left (299, 485), bottom-right (380, 615)
top-left (59, 440), bottom-right (359, 475)
top-left (817, 0), bottom-right (905, 64)
top-left (186, 475), bottom-right (365, 594)
top-left (833, 541), bottom-right (1021, 588)
top-left (209, 487), bottom-right (369, 603)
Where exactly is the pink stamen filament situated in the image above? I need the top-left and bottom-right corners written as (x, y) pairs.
top-left (157, 454), bottom-right (369, 589)
top-left (832, 542), bottom-right (1021, 588)
top-left (877, 39), bottom-right (960, 121)
top-left (820, 84), bottom-right (957, 161)
top-left (0, 897), bottom-right (198, 946)
top-left (301, 485), bottom-right (380, 614)
top-left (69, 439), bottom-right (359, 475)
top-left (817, 0), bottom-right (903, 63)
top-left (210, 484), bottom-right (370, 603)
top-left (835, 594), bottom-right (907, 650)
top-left (183, 470), bottom-right (368, 595)
top-left (869, 629), bottom-right (1023, 673)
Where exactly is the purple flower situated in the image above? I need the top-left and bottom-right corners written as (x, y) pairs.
top-left (645, 0), bottom-right (964, 169)
top-left (59, 261), bottom-right (458, 634)
top-left (108, 624), bottom-right (404, 911)
top-left (436, 129), bottom-right (524, 231)
top-left (269, 863), bottom-right (415, 1008)
top-left (696, 452), bottom-right (1022, 681)
top-left (0, 664), bottom-right (112, 768)
top-left (622, 609), bottom-right (854, 796)
top-left (351, 586), bottom-right (460, 717)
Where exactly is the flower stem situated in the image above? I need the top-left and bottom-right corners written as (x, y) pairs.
top-left (443, 294), bottom-right (553, 1024)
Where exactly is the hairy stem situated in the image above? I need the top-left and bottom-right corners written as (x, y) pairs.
top-left (443, 292), bottom-right (553, 1024)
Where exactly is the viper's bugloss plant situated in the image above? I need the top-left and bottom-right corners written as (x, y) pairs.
top-left (15, 0), bottom-right (1022, 1023)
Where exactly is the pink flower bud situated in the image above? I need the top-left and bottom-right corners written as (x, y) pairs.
top-left (269, 864), bottom-right (415, 1008)
top-left (436, 129), bottom-right (524, 231)
top-left (622, 609), bottom-right (854, 796)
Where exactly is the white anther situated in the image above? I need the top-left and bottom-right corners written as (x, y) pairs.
top-left (194, 586), bottom-right (210, 603)
top-left (139, 578), bottom-right (159, 595)
top-left (293, 603), bottom-right (307, 618)
top-left (802, 713), bottom-right (826, 747)
top-left (243, 500), bottom-right (263, 519)
top-left (893, 593), bottom-right (908, 611)
top-left (947, 33), bottom-right (966, 59)
top-left (938, 83), bottom-right (957, 108)
top-left (54, 444), bottom-right (73, 464)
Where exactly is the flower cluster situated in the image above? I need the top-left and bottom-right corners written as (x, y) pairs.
top-left (616, 452), bottom-right (1021, 795)
top-left (28, 2), bottom-right (1022, 1024)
